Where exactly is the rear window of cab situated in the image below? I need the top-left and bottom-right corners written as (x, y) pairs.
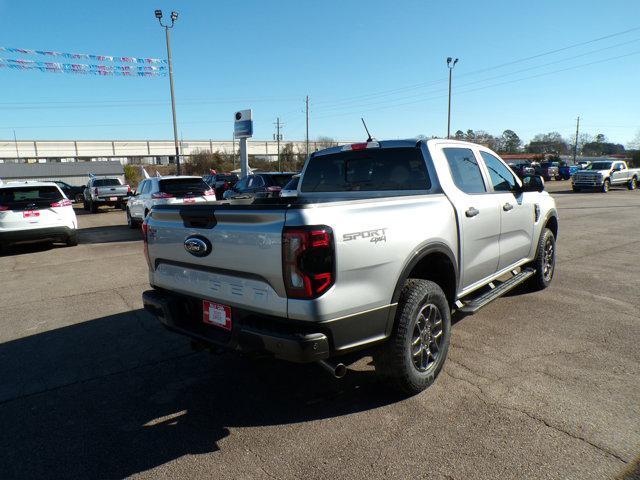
top-left (301, 147), bottom-right (431, 192)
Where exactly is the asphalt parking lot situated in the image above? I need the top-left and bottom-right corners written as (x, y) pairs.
top-left (1, 181), bottom-right (639, 480)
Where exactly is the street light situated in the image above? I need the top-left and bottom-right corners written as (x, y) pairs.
top-left (155, 9), bottom-right (181, 175)
top-left (446, 57), bottom-right (459, 139)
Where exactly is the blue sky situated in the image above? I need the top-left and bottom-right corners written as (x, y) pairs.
top-left (0, 0), bottom-right (639, 145)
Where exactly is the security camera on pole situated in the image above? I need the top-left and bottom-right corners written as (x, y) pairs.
top-left (234, 109), bottom-right (253, 178)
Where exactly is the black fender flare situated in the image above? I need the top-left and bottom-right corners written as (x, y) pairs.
top-left (391, 241), bottom-right (459, 305)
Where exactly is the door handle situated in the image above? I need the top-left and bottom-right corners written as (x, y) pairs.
top-left (465, 207), bottom-right (479, 218)
top-left (503, 203), bottom-right (514, 212)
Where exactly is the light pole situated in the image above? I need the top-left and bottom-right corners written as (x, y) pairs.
top-left (155, 9), bottom-right (181, 175)
top-left (446, 57), bottom-right (458, 139)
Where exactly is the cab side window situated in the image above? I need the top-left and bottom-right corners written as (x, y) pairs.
top-left (480, 151), bottom-right (517, 192)
top-left (443, 148), bottom-right (486, 194)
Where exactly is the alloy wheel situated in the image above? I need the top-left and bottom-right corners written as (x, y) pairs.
top-left (411, 304), bottom-right (444, 372)
top-left (543, 238), bottom-right (555, 281)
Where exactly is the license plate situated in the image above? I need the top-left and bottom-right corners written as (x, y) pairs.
top-left (183, 197), bottom-right (196, 203)
top-left (23, 210), bottom-right (40, 218)
top-left (202, 300), bottom-right (232, 330)
top-left (109, 196), bottom-right (117, 201)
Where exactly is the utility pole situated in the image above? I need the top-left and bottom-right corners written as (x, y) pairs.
top-left (13, 129), bottom-right (19, 160)
top-left (573, 116), bottom-right (580, 165)
top-left (154, 10), bottom-right (181, 175)
top-left (446, 57), bottom-right (459, 139)
top-left (273, 117), bottom-right (283, 172)
top-left (305, 95), bottom-right (309, 158)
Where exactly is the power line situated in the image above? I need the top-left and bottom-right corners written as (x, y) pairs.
top-left (312, 49), bottom-right (640, 120)
top-left (311, 25), bottom-right (640, 108)
top-left (311, 36), bottom-right (640, 116)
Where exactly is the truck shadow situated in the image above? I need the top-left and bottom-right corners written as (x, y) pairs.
top-left (78, 225), bottom-right (142, 244)
top-left (0, 309), bottom-right (400, 479)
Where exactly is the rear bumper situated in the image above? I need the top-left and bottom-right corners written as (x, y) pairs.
top-left (142, 288), bottom-right (393, 363)
top-left (93, 196), bottom-right (128, 205)
top-left (0, 226), bottom-right (75, 244)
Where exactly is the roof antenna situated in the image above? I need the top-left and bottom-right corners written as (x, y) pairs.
top-left (361, 118), bottom-right (374, 142)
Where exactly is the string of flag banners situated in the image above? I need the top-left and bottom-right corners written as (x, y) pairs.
top-left (0, 63), bottom-right (165, 77)
top-left (0, 58), bottom-right (166, 72)
top-left (0, 46), bottom-right (166, 64)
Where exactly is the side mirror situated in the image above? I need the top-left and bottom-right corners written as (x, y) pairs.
top-left (521, 175), bottom-right (545, 193)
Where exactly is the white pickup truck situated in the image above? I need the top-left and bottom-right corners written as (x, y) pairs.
top-left (82, 177), bottom-right (131, 213)
top-left (141, 139), bottom-right (558, 395)
top-left (572, 160), bottom-right (640, 192)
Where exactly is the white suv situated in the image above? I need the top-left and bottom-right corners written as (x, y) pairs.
top-left (126, 176), bottom-right (216, 228)
top-left (0, 181), bottom-right (78, 252)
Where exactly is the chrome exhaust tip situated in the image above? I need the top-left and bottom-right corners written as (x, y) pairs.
top-left (317, 359), bottom-right (347, 379)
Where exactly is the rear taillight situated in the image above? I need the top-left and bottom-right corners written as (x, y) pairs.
top-left (127, 185), bottom-right (132, 194)
top-left (151, 192), bottom-right (174, 199)
top-left (94, 187), bottom-right (98, 195)
top-left (51, 199), bottom-right (72, 207)
top-left (283, 226), bottom-right (334, 299)
top-left (142, 219), bottom-right (152, 269)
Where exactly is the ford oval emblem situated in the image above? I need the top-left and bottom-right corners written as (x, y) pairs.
top-left (184, 236), bottom-right (211, 257)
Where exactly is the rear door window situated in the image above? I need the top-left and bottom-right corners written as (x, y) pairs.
top-left (443, 148), bottom-right (486, 194)
top-left (0, 186), bottom-right (63, 210)
top-left (301, 147), bottom-right (431, 192)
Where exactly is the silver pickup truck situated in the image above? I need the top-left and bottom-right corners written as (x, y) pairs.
top-left (142, 139), bottom-right (558, 395)
top-left (82, 177), bottom-right (131, 213)
top-left (572, 160), bottom-right (640, 192)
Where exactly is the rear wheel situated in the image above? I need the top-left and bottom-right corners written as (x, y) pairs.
top-left (89, 200), bottom-right (98, 213)
top-left (83, 199), bottom-right (89, 211)
top-left (628, 177), bottom-right (637, 190)
top-left (66, 231), bottom-right (78, 247)
top-left (126, 208), bottom-right (138, 229)
top-left (373, 279), bottom-right (451, 396)
top-left (601, 179), bottom-right (610, 193)
top-left (75, 193), bottom-right (84, 203)
top-left (526, 228), bottom-right (556, 291)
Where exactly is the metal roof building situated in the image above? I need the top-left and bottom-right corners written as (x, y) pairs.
top-left (0, 161), bottom-right (124, 186)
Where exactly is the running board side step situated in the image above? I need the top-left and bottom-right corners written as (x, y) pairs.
top-left (458, 268), bottom-right (535, 314)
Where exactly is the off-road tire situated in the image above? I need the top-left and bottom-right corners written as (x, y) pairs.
top-left (628, 177), bottom-right (637, 190)
top-left (525, 228), bottom-right (556, 291)
top-left (83, 199), bottom-right (89, 211)
top-left (89, 200), bottom-right (98, 213)
top-left (601, 179), bottom-right (610, 193)
top-left (373, 279), bottom-right (451, 396)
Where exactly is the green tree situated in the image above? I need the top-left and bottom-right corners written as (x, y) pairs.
top-left (454, 130), bottom-right (465, 140)
top-left (526, 132), bottom-right (569, 154)
top-left (501, 129), bottom-right (522, 153)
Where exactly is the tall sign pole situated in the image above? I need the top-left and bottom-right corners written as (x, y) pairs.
top-left (234, 110), bottom-right (253, 178)
top-left (155, 10), bottom-right (181, 175)
top-left (446, 57), bottom-right (458, 139)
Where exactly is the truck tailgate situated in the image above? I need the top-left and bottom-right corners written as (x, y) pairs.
top-left (96, 186), bottom-right (129, 197)
top-left (145, 204), bottom-right (288, 316)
